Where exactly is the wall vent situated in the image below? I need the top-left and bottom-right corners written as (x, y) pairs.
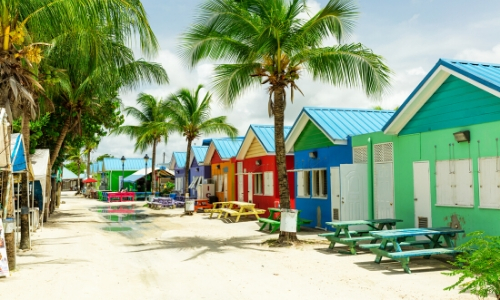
top-left (374, 142), bottom-right (393, 163)
top-left (353, 146), bottom-right (368, 163)
top-left (418, 217), bottom-right (428, 228)
top-left (333, 209), bottom-right (340, 221)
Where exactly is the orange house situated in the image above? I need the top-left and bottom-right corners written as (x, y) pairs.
top-left (205, 137), bottom-right (244, 202)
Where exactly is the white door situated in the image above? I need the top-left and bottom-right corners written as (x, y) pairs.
top-left (237, 162), bottom-right (244, 201)
top-left (340, 164), bottom-right (368, 224)
top-left (223, 174), bottom-right (228, 201)
top-left (330, 167), bottom-right (341, 221)
top-left (374, 163), bottom-right (395, 219)
top-left (413, 161), bottom-right (432, 228)
top-left (247, 175), bottom-right (253, 203)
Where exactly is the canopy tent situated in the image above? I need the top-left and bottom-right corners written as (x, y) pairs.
top-left (30, 149), bottom-right (50, 212)
top-left (123, 167), bottom-right (173, 183)
top-left (11, 133), bottom-right (34, 180)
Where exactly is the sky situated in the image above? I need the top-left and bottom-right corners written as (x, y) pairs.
top-left (93, 0), bottom-right (500, 164)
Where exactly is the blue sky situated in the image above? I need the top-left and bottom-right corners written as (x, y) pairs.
top-left (95, 0), bottom-right (500, 164)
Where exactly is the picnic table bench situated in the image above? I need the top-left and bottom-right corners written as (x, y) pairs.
top-left (194, 199), bottom-right (212, 211)
top-left (205, 201), bottom-right (265, 222)
top-left (321, 219), bottom-right (402, 254)
top-left (107, 192), bottom-right (135, 203)
top-left (258, 208), bottom-right (312, 233)
top-left (204, 202), bottom-right (233, 218)
top-left (369, 227), bottom-right (464, 274)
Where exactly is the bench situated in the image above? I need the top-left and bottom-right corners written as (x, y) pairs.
top-left (318, 230), bottom-right (370, 238)
top-left (320, 234), bottom-right (377, 254)
top-left (258, 218), bottom-right (281, 233)
top-left (219, 208), bottom-right (239, 216)
top-left (359, 240), bottom-right (432, 250)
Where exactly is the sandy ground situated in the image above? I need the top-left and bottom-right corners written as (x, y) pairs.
top-left (0, 192), bottom-right (492, 300)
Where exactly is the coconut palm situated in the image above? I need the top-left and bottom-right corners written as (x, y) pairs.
top-left (112, 93), bottom-right (172, 192)
top-left (167, 84), bottom-right (238, 195)
top-left (181, 0), bottom-right (391, 241)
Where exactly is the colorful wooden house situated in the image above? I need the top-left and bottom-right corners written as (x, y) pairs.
top-left (188, 146), bottom-right (211, 198)
top-left (205, 137), bottom-right (244, 202)
top-left (352, 58), bottom-right (500, 237)
top-left (170, 152), bottom-right (187, 193)
top-left (285, 107), bottom-right (395, 229)
top-left (235, 125), bottom-right (295, 213)
top-left (101, 158), bottom-right (152, 191)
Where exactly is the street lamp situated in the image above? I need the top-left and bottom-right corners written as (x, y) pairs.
top-left (144, 154), bottom-right (149, 193)
top-left (120, 156), bottom-right (126, 191)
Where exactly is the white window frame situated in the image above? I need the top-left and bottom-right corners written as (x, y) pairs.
top-left (312, 169), bottom-right (327, 198)
top-left (297, 170), bottom-right (311, 197)
top-left (254, 173), bottom-right (263, 195)
top-left (436, 159), bottom-right (474, 207)
top-left (264, 171), bottom-right (274, 196)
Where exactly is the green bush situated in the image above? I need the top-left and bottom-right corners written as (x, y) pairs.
top-left (161, 182), bottom-right (175, 195)
top-left (444, 231), bottom-right (500, 299)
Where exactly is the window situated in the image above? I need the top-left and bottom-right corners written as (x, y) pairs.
top-left (436, 160), bottom-right (473, 207)
top-left (254, 173), bottom-right (263, 194)
top-left (175, 177), bottom-right (184, 191)
top-left (297, 170), bottom-right (311, 197)
top-left (312, 169), bottom-right (327, 198)
top-left (479, 157), bottom-right (500, 209)
top-left (264, 171), bottom-right (274, 196)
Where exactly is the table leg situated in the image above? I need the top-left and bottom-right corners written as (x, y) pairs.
top-left (400, 258), bottom-right (411, 274)
top-left (375, 239), bottom-right (389, 263)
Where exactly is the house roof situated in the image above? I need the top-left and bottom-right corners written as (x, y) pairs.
top-left (285, 107), bottom-right (395, 152)
top-left (236, 125), bottom-right (292, 160)
top-left (102, 157), bottom-right (152, 171)
top-left (190, 146), bottom-right (209, 167)
top-left (124, 167), bottom-right (174, 182)
top-left (62, 167), bottom-right (78, 180)
top-left (206, 137), bottom-right (244, 162)
top-left (384, 58), bottom-right (500, 135)
top-left (170, 152), bottom-right (187, 169)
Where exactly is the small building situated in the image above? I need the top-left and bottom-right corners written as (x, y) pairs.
top-left (285, 107), bottom-right (395, 229)
top-left (101, 158), bottom-right (152, 191)
top-left (123, 167), bottom-right (174, 192)
top-left (170, 152), bottom-right (187, 193)
top-left (205, 137), bottom-right (244, 202)
top-left (235, 125), bottom-right (295, 213)
top-left (61, 167), bottom-right (79, 191)
top-left (188, 146), bottom-right (211, 198)
top-left (31, 149), bottom-right (50, 215)
top-left (353, 58), bottom-right (500, 237)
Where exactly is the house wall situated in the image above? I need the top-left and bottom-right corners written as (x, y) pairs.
top-left (294, 139), bottom-right (353, 229)
top-left (210, 151), bottom-right (235, 202)
top-left (189, 160), bottom-right (211, 198)
top-left (174, 166), bottom-right (188, 193)
top-left (353, 119), bottom-right (500, 241)
top-left (105, 170), bottom-right (135, 192)
top-left (238, 155), bottom-right (295, 217)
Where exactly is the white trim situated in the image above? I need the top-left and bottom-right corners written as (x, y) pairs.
top-left (287, 169), bottom-right (312, 172)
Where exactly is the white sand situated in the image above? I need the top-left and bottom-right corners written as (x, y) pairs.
top-left (0, 192), bottom-right (492, 300)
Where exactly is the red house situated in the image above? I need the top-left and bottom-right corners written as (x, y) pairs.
top-left (235, 125), bottom-right (295, 215)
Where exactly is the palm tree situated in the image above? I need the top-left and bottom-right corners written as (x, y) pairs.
top-left (167, 84), bottom-right (238, 196)
top-left (112, 93), bottom-right (172, 192)
top-left (66, 147), bottom-right (85, 194)
top-left (181, 0), bottom-right (391, 241)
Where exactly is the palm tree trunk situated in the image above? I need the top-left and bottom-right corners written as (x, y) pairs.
top-left (3, 171), bottom-right (16, 270)
top-left (77, 161), bottom-right (81, 194)
top-left (274, 88), bottom-right (298, 243)
top-left (152, 140), bottom-right (157, 192)
top-left (50, 116), bottom-right (71, 167)
top-left (184, 139), bottom-right (192, 196)
top-left (20, 110), bottom-right (31, 249)
top-left (86, 149), bottom-right (91, 181)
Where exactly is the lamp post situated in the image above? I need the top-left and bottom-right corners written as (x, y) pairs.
top-left (144, 154), bottom-right (149, 193)
top-left (120, 156), bottom-right (126, 191)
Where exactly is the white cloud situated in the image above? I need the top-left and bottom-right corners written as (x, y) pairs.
top-left (455, 44), bottom-right (500, 63)
top-left (406, 67), bottom-right (426, 76)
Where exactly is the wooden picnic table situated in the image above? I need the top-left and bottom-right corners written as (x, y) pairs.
top-left (207, 201), bottom-right (265, 222)
top-left (368, 227), bottom-right (464, 274)
top-left (320, 219), bottom-right (403, 254)
top-left (258, 208), bottom-right (312, 233)
top-left (193, 199), bottom-right (212, 211)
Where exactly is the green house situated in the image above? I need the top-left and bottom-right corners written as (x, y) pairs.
top-left (101, 158), bottom-right (152, 191)
top-left (352, 58), bottom-right (500, 240)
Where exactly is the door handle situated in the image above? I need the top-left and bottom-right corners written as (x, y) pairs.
top-left (390, 203), bottom-right (393, 206)
top-left (342, 201), bottom-right (345, 204)
top-left (414, 198), bottom-right (417, 201)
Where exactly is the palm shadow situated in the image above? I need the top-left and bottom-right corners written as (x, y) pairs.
top-left (126, 235), bottom-right (276, 261)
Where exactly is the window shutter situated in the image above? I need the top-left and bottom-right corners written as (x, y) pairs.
top-left (264, 172), bottom-right (273, 196)
top-left (297, 172), bottom-right (304, 196)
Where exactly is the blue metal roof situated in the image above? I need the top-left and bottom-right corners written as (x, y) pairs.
top-left (383, 58), bottom-right (500, 132)
top-left (103, 157), bottom-right (152, 171)
top-left (62, 167), bottom-right (78, 180)
top-left (301, 107), bottom-right (395, 140)
top-left (173, 152), bottom-right (187, 168)
top-left (213, 137), bottom-right (244, 159)
top-left (11, 133), bottom-right (27, 172)
top-left (250, 125), bottom-right (292, 153)
top-left (192, 146), bottom-right (208, 164)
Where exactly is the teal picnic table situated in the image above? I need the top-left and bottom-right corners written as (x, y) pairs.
top-left (320, 219), bottom-right (403, 254)
top-left (368, 227), bottom-right (464, 274)
top-left (258, 208), bottom-right (312, 233)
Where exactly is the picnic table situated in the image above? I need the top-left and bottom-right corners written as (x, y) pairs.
top-left (107, 192), bottom-right (135, 203)
top-left (194, 199), bottom-right (212, 211)
top-left (320, 219), bottom-right (403, 254)
top-left (368, 227), bottom-right (464, 274)
top-left (258, 208), bottom-right (312, 233)
top-left (206, 201), bottom-right (265, 222)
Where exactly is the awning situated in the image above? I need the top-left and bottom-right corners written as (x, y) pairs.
top-left (123, 167), bottom-right (174, 183)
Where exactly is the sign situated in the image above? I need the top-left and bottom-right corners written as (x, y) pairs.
top-left (0, 220), bottom-right (10, 277)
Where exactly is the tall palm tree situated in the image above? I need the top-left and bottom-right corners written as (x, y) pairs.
top-left (66, 146), bottom-right (85, 194)
top-left (167, 84), bottom-right (238, 195)
top-left (181, 0), bottom-right (391, 241)
top-left (112, 93), bottom-right (171, 192)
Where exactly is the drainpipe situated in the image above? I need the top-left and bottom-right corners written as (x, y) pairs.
top-left (367, 137), bottom-right (374, 219)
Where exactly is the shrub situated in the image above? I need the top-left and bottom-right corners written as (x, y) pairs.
top-left (444, 231), bottom-right (500, 299)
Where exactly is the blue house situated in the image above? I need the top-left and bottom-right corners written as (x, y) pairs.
top-left (284, 107), bottom-right (395, 229)
top-left (188, 146), bottom-right (210, 198)
top-left (170, 152), bottom-right (188, 193)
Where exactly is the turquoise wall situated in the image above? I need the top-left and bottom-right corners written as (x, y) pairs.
top-left (353, 119), bottom-right (500, 242)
